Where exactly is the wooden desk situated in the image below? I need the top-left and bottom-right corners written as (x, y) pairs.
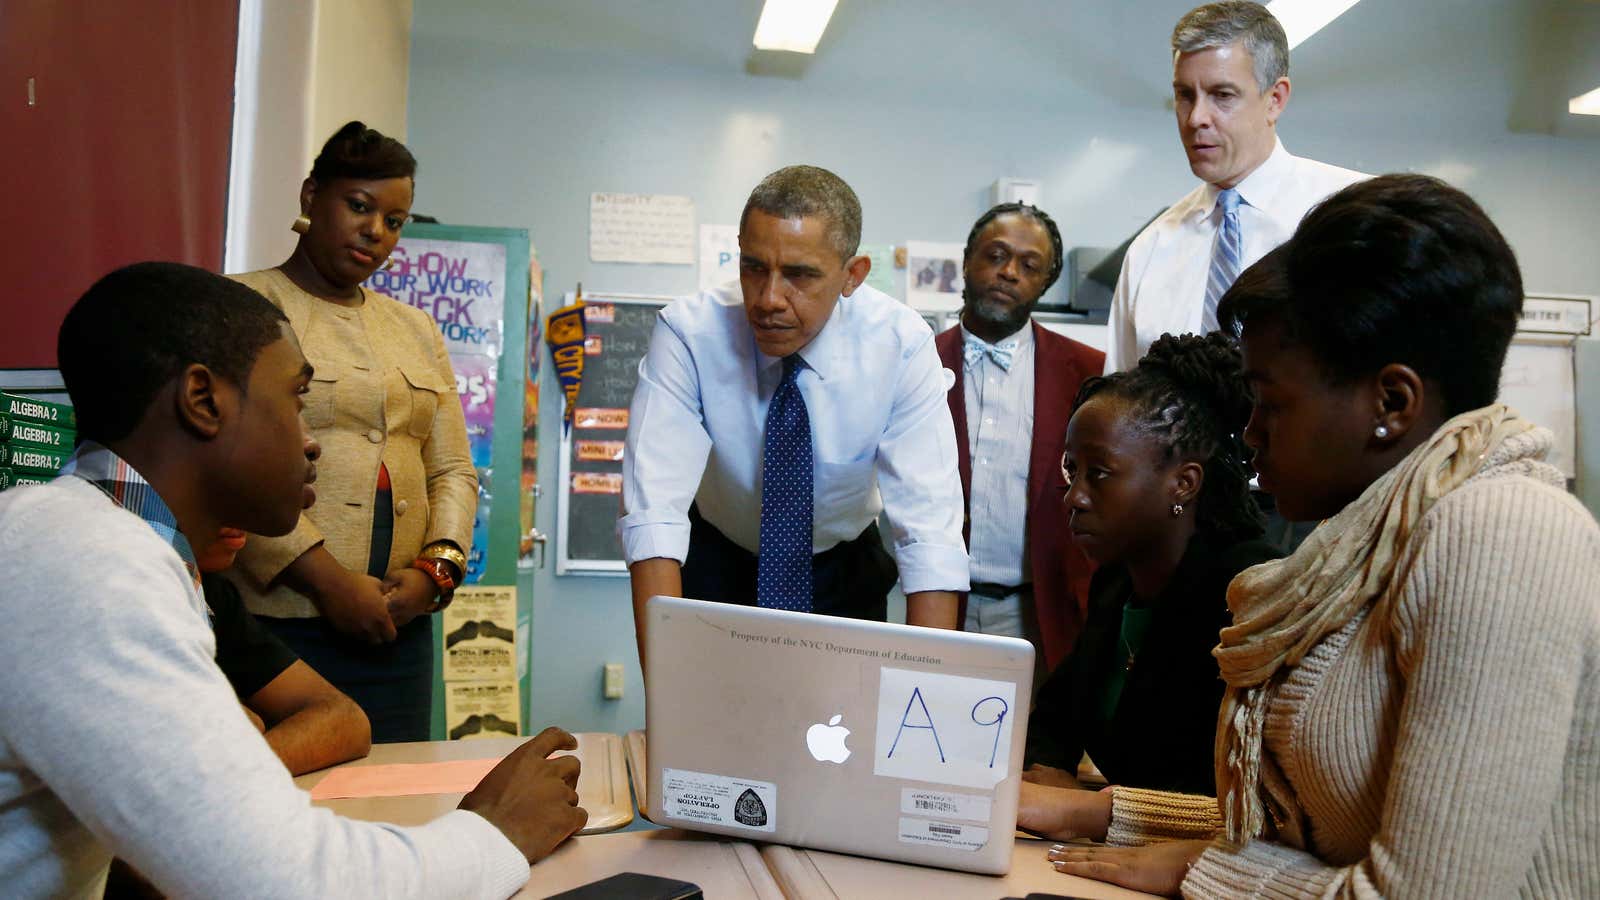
top-left (518, 830), bottom-right (784, 899)
top-left (301, 733), bottom-right (1160, 897)
top-left (762, 839), bottom-right (1159, 899)
top-left (293, 732), bottom-right (633, 834)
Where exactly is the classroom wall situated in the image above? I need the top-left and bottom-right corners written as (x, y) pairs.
top-left (225, 0), bottom-right (413, 274)
top-left (404, 0), bottom-right (1600, 732)
top-left (1, 0), bottom-right (239, 370)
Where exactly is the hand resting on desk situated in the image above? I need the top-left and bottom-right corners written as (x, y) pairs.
top-left (1015, 781), bottom-right (1111, 843)
top-left (459, 726), bottom-right (590, 863)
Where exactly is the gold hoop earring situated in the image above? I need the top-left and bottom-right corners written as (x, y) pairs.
top-left (291, 215), bottom-right (311, 235)
top-left (381, 257), bottom-right (395, 271)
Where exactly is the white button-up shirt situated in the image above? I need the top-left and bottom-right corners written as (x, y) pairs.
top-left (619, 283), bottom-right (970, 594)
top-left (960, 323), bottom-right (1033, 588)
top-left (1107, 138), bottom-right (1367, 371)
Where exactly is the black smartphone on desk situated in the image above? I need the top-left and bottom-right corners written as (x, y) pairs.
top-left (544, 872), bottom-right (702, 899)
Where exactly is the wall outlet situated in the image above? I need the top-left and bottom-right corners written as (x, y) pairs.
top-left (602, 663), bottom-right (625, 700)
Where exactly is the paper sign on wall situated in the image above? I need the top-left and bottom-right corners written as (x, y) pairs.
top-left (860, 243), bottom-right (900, 299)
top-left (441, 585), bottom-right (518, 681)
top-left (699, 223), bottom-right (740, 290)
top-left (872, 667), bottom-right (1016, 789)
top-left (590, 192), bottom-right (695, 264)
top-left (904, 241), bottom-right (965, 313)
top-left (445, 681), bottom-right (521, 740)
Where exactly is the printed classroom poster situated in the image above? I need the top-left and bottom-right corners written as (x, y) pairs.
top-left (440, 586), bottom-right (518, 682)
top-left (365, 237), bottom-right (508, 583)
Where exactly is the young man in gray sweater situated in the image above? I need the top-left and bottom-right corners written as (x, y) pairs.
top-left (0, 262), bottom-right (586, 899)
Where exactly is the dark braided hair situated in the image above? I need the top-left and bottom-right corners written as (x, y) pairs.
top-left (963, 203), bottom-right (1065, 294)
top-left (1072, 332), bottom-right (1265, 539)
top-left (310, 121), bottom-right (417, 182)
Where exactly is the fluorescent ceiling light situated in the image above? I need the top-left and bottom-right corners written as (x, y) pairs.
top-left (1571, 87), bottom-right (1600, 116)
top-left (752, 0), bottom-right (839, 54)
top-left (1267, 0), bottom-right (1363, 50)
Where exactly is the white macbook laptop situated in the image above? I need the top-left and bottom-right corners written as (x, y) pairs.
top-left (644, 595), bottom-right (1034, 875)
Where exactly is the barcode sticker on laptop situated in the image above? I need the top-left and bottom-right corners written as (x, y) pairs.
top-left (660, 767), bottom-right (777, 833)
top-left (897, 816), bottom-right (990, 852)
top-left (901, 788), bottom-right (992, 823)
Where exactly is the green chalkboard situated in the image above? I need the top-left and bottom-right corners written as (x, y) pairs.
top-left (556, 294), bottom-right (670, 575)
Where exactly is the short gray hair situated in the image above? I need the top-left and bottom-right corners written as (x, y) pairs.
top-left (740, 165), bottom-right (862, 260)
top-left (1171, 2), bottom-right (1288, 94)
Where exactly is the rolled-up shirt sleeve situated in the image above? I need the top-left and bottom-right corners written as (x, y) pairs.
top-left (618, 315), bottom-right (713, 565)
top-left (875, 331), bottom-right (970, 594)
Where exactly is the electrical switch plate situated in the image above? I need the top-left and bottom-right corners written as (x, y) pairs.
top-left (603, 663), bottom-right (624, 700)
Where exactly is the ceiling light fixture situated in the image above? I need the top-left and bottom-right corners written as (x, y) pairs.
top-left (752, 0), bottom-right (840, 54)
top-left (1570, 87), bottom-right (1600, 116)
top-left (1266, 0), bottom-right (1363, 50)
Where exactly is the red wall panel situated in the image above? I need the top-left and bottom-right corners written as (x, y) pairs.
top-left (0, 0), bottom-right (239, 369)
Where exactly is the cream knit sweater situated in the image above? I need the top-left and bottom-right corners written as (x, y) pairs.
top-left (1106, 433), bottom-right (1600, 898)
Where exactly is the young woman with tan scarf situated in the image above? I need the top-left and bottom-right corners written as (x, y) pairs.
top-left (1040, 174), bottom-right (1600, 897)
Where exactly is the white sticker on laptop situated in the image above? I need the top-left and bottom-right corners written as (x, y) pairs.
top-left (660, 767), bottom-right (776, 833)
top-left (873, 667), bottom-right (1016, 789)
top-left (898, 816), bottom-right (989, 852)
top-left (901, 788), bottom-right (992, 823)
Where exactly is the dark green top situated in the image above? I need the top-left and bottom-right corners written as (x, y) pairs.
top-left (1097, 602), bottom-right (1156, 721)
top-left (1024, 530), bottom-right (1283, 794)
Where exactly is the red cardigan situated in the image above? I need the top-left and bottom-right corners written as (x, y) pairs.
top-left (936, 321), bottom-right (1104, 670)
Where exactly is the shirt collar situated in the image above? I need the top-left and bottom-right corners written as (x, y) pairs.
top-left (755, 293), bottom-right (847, 382)
top-left (1191, 136), bottom-right (1292, 221)
top-left (61, 441), bottom-right (201, 586)
top-left (959, 319), bottom-right (1034, 353)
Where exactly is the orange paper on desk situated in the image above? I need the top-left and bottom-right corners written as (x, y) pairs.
top-left (309, 758), bottom-right (503, 800)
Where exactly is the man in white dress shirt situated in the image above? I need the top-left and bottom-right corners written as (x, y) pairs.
top-left (621, 166), bottom-right (968, 662)
top-left (1107, 1), bottom-right (1367, 372)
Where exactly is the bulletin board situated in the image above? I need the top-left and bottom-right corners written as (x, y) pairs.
top-left (555, 293), bottom-right (671, 575)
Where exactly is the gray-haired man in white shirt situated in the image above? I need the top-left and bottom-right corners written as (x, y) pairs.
top-left (1107, 1), bottom-right (1367, 373)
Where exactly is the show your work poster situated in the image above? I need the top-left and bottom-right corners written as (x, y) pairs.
top-left (365, 237), bottom-right (507, 583)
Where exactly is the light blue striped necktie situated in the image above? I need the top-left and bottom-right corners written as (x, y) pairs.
top-left (1202, 187), bottom-right (1243, 334)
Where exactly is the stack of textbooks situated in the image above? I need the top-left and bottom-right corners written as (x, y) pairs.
top-left (0, 391), bottom-right (75, 492)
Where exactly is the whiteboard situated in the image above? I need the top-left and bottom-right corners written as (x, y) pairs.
top-left (1500, 336), bottom-right (1577, 478)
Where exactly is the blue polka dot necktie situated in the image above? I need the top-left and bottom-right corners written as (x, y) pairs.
top-left (1202, 187), bottom-right (1243, 334)
top-left (757, 354), bottom-right (813, 612)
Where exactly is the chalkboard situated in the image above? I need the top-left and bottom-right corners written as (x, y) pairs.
top-left (556, 293), bottom-right (672, 575)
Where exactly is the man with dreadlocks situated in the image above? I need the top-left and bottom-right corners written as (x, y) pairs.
top-left (935, 203), bottom-right (1104, 674)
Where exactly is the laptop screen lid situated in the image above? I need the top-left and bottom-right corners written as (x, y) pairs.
top-left (644, 595), bottom-right (1034, 875)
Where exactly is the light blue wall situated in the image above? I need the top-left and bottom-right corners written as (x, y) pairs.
top-left (407, 0), bottom-right (1600, 733)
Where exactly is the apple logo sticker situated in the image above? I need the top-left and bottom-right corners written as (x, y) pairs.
top-left (806, 714), bottom-right (851, 764)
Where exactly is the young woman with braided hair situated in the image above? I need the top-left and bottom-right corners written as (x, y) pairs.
top-left (1037, 175), bottom-right (1599, 898)
top-left (1017, 332), bottom-right (1281, 820)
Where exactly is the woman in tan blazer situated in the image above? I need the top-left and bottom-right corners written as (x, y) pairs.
top-left (226, 122), bottom-right (476, 742)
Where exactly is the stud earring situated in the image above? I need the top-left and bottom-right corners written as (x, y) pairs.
top-left (291, 215), bottom-right (311, 235)
top-left (1374, 424), bottom-right (1390, 439)
top-left (1170, 503), bottom-right (1184, 517)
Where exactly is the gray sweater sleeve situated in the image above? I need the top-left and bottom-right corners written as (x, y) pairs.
top-left (0, 482), bottom-right (529, 899)
top-left (1181, 476), bottom-right (1600, 898)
